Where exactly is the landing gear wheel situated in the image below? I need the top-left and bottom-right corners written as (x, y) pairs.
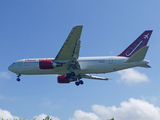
top-left (66, 72), bottom-right (75, 78)
top-left (66, 73), bottom-right (71, 78)
top-left (70, 72), bottom-right (75, 76)
top-left (16, 74), bottom-right (21, 82)
top-left (79, 80), bottom-right (84, 85)
top-left (75, 79), bottom-right (84, 86)
top-left (75, 82), bottom-right (79, 86)
top-left (16, 78), bottom-right (20, 82)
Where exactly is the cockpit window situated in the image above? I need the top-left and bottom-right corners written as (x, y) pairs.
top-left (12, 62), bottom-right (15, 65)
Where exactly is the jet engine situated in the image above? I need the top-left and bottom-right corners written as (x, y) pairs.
top-left (57, 75), bottom-right (77, 83)
top-left (39, 60), bottom-right (61, 69)
top-left (57, 75), bottom-right (70, 83)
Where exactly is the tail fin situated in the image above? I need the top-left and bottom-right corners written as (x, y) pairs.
top-left (118, 30), bottom-right (153, 57)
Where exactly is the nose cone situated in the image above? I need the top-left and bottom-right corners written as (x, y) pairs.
top-left (8, 62), bottom-right (19, 73)
top-left (8, 65), bottom-right (13, 72)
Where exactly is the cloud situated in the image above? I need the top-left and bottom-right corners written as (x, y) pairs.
top-left (2, 98), bottom-right (160, 120)
top-left (41, 101), bottom-right (60, 109)
top-left (40, 97), bottom-right (60, 109)
top-left (141, 95), bottom-right (160, 106)
top-left (0, 71), bottom-right (11, 79)
top-left (0, 95), bottom-right (17, 101)
top-left (0, 109), bottom-right (60, 120)
top-left (69, 110), bottom-right (101, 120)
top-left (0, 108), bottom-right (19, 120)
top-left (92, 98), bottom-right (160, 120)
top-left (0, 95), bottom-right (5, 100)
top-left (34, 113), bottom-right (60, 120)
top-left (117, 68), bottom-right (149, 84)
top-left (109, 51), bottom-right (113, 55)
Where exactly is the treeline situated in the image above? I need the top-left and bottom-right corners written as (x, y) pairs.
top-left (1, 116), bottom-right (114, 120)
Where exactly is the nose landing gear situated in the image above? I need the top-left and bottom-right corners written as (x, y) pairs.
top-left (16, 74), bottom-right (21, 82)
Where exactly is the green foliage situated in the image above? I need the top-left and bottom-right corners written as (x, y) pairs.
top-left (0, 116), bottom-right (115, 120)
top-left (43, 115), bottom-right (52, 120)
top-left (0, 116), bottom-right (114, 120)
top-left (1, 115), bottom-right (59, 120)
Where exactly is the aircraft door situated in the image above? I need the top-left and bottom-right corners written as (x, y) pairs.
top-left (108, 58), bottom-right (113, 64)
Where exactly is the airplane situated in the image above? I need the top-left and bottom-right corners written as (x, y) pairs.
top-left (8, 25), bottom-right (153, 86)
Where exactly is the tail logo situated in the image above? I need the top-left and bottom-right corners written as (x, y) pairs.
top-left (125, 33), bottom-right (150, 57)
top-left (144, 33), bottom-right (150, 39)
top-left (126, 40), bottom-right (143, 56)
top-left (118, 30), bottom-right (152, 57)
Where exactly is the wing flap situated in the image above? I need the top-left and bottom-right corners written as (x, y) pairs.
top-left (82, 74), bottom-right (111, 80)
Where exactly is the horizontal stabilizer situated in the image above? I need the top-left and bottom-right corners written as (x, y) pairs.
top-left (125, 46), bottom-right (149, 62)
top-left (138, 64), bottom-right (151, 68)
top-left (82, 74), bottom-right (111, 80)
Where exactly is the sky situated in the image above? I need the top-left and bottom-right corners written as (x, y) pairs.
top-left (0, 0), bottom-right (160, 120)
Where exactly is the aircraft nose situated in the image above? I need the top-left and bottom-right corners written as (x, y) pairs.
top-left (8, 65), bottom-right (13, 72)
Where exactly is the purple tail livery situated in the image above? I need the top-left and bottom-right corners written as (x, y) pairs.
top-left (118, 30), bottom-right (153, 57)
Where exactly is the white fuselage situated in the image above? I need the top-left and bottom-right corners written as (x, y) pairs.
top-left (8, 56), bottom-right (149, 75)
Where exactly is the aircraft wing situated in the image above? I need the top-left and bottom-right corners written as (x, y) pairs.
top-left (82, 74), bottom-right (111, 80)
top-left (54, 26), bottom-right (83, 64)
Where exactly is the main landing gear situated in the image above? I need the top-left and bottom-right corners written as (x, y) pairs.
top-left (75, 79), bottom-right (84, 86)
top-left (66, 72), bottom-right (84, 86)
top-left (66, 72), bottom-right (75, 78)
top-left (16, 74), bottom-right (21, 82)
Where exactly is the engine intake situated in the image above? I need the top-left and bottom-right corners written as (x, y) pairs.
top-left (39, 60), bottom-right (61, 69)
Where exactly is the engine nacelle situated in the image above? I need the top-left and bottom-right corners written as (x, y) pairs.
top-left (57, 75), bottom-right (77, 83)
top-left (57, 75), bottom-right (70, 83)
top-left (39, 60), bottom-right (62, 69)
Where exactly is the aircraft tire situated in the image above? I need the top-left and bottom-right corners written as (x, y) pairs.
top-left (71, 72), bottom-right (75, 76)
top-left (75, 82), bottom-right (79, 86)
top-left (66, 73), bottom-right (71, 78)
top-left (16, 78), bottom-right (20, 82)
top-left (79, 80), bottom-right (84, 85)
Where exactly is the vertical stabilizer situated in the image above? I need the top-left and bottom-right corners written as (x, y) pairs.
top-left (118, 30), bottom-right (153, 57)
